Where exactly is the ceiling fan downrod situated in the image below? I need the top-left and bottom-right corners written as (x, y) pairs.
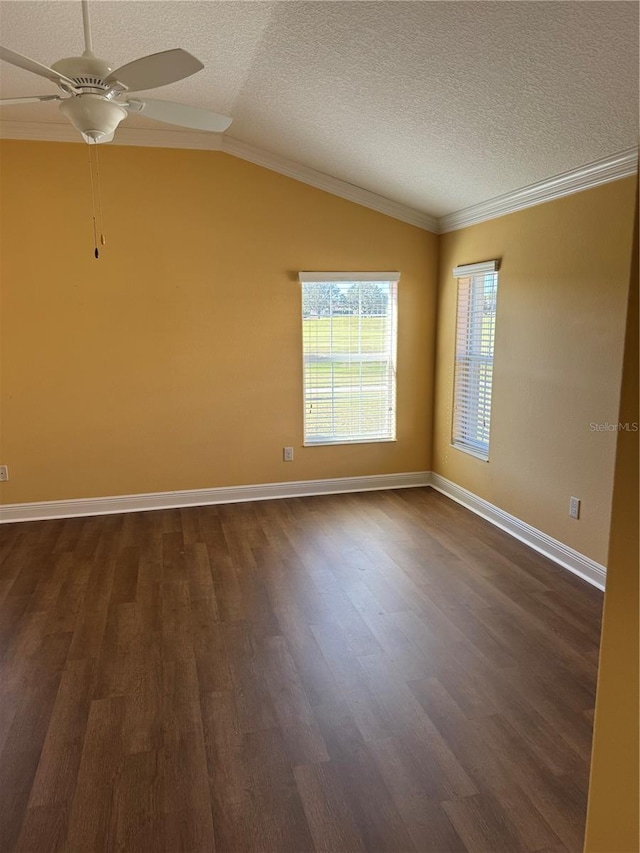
top-left (81, 0), bottom-right (94, 57)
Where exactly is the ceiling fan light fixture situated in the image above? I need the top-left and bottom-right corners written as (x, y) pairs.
top-left (81, 130), bottom-right (109, 144)
top-left (59, 95), bottom-right (127, 144)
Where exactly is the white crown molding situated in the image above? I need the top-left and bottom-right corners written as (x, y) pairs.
top-left (220, 136), bottom-right (439, 232)
top-left (0, 121), bottom-right (635, 234)
top-left (0, 471), bottom-right (430, 523)
top-left (0, 120), bottom-right (436, 231)
top-left (0, 120), bottom-right (81, 144)
top-left (438, 147), bottom-right (639, 233)
top-left (0, 120), bottom-right (224, 150)
top-left (430, 473), bottom-right (606, 590)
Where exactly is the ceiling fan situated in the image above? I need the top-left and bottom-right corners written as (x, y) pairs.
top-left (0, 0), bottom-right (232, 144)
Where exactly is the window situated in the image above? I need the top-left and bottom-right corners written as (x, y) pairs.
top-left (452, 260), bottom-right (499, 460)
top-left (299, 272), bottom-right (399, 445)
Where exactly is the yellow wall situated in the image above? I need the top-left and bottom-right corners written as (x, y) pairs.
top-left (585, 191), bottom-right (639, 852)
top-left (0, 140), bottom-right (437, 504)
top-left (0, 137), bottom-right (635, 571)
top-left (433, 179), bottom-right (637, 565)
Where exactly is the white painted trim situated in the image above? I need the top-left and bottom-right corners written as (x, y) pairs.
top-left (452, 260), bottom-right (499, 278)
top-left (430, 473), bottom-right (606, 590)
top-left (0, 471), bottom-right (430, 523)
top-left (0, 470), bottom-right (607, 590)
top-left (0, 120), bottom-right (436, 231)
top-left (438, 147), bottom-right (638, 233)
top-left (221, 137), bottom-right (438, 232)
top-left (0, 120), bottom-right (224, 150)
top-left (299, 271), bottom-right (400, 283)
top-left (1, 122), bottom-right (635, 235)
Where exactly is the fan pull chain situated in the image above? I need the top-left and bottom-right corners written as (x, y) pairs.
top-left (87, 146), bottom-right (106, 259)
top-left (95, 146), bottom-right (106, 249)
top-left (88, 146), bottom-right (99, 259)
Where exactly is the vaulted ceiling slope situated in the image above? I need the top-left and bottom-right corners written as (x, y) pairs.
top-left (0, 1), bottom-right (638, 219)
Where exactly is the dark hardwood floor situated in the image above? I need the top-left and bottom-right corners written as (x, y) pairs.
top-left (0, 487), bottom-right (603, 852)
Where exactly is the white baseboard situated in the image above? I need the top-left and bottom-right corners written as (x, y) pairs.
top-left (0, 470), bottom-right (606, 591)
top-left (0, 471), bottom-right (430, 524)
top-left (430, 473), bottom-right (606, 590)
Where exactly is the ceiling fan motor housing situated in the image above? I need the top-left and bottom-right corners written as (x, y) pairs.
top-left (51, 54), bottom-right (112, 89)
top-left (54, 55), bottom-right (127, 144)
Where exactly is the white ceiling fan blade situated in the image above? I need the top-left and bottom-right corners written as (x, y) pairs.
top-left (0, 95), bottom-right (62, 105)
top-left (125, 98), bottom-right (232, 132)
top-left (0, 46), bottom-right (77, 91)
top-left (105, 49), bottom-right (203, 92)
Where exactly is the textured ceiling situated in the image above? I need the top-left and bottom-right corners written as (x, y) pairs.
top-left (0, 0), bottom-right (637, 217)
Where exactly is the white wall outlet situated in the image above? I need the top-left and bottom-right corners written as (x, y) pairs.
top-left (0, 465), bottom-right (8, 482)
top-left (283, 446), bottom-right (294, 462)
top-left (569, 496), bottom-right (580, 519)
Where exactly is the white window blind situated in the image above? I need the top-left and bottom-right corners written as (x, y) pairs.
top-left (299, 272), bottom-right (399, 445)
top-left (452, 261), bottom-right (499, 460)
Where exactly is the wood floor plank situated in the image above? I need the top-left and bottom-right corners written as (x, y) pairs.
top-left (366, 735), bottom-right (468, 852)
top-left (310, 619), bottom-right (393, 743)
top-left (65, 695), bottom-right (128, 852)
top-left (481, 714), bottom-right (589, 851)
top-left (201, 690), bottom-right (252, 853)
top-left (13, 803), bottom-right (70, 853)
top-left (191, 594), bottom-right (231, 695)
top-left (313, 699), bottom-right (418, 852)
top-left (0, 488), bottom-right (602, 852)
top-left (259, 633), bottom-right (329, 764)
top-left (294, 761), bottom-right (367, 853)
top-left (108, 749), bottom-right (164, 852)
top-left (21, 657), bottom-right (96, 811)
top-left (0, 633), bottom-right (72, 852)
top-left (241, 728), bottom-right (315, 852)
top-left (266, 599), bottom-right (341, 708)
top-left (65, 529), bottom-right (120, 663)
top-left (443, 792), bottom-right (530, 853)
top-left (110, 546), bottom-right (140, 606)
top-left (221, 621), bottom-right (279, 734)
top-left (356, 653), bottom-right (478, 800)
top-left (408, 679), bottom-right (563, 850)
top-left (159, 690), bottom-right (217, 853)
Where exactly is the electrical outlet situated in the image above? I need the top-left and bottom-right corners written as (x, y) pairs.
top-left (283, 446), bottom-right (294, 462)
top-left (569, 496), bottom-right (580, 519)
top-left (0, 465), bottom-right (8, 482)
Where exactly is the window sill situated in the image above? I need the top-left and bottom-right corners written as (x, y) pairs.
top-left (304, 438), bottom-right (397, 447)
top-left (451, 443), bottom-right (489, 462)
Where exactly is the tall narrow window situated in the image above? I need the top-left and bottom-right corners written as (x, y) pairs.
top-left (299, 272), bottom-right (399, 445)
top-left (452, 260), bottom-right (499, 460)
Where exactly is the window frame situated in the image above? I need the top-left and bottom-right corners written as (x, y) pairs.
top-left (299, 271), bottom-right (400, 447)
top-left (451, 260), bottom-right (499, 462)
